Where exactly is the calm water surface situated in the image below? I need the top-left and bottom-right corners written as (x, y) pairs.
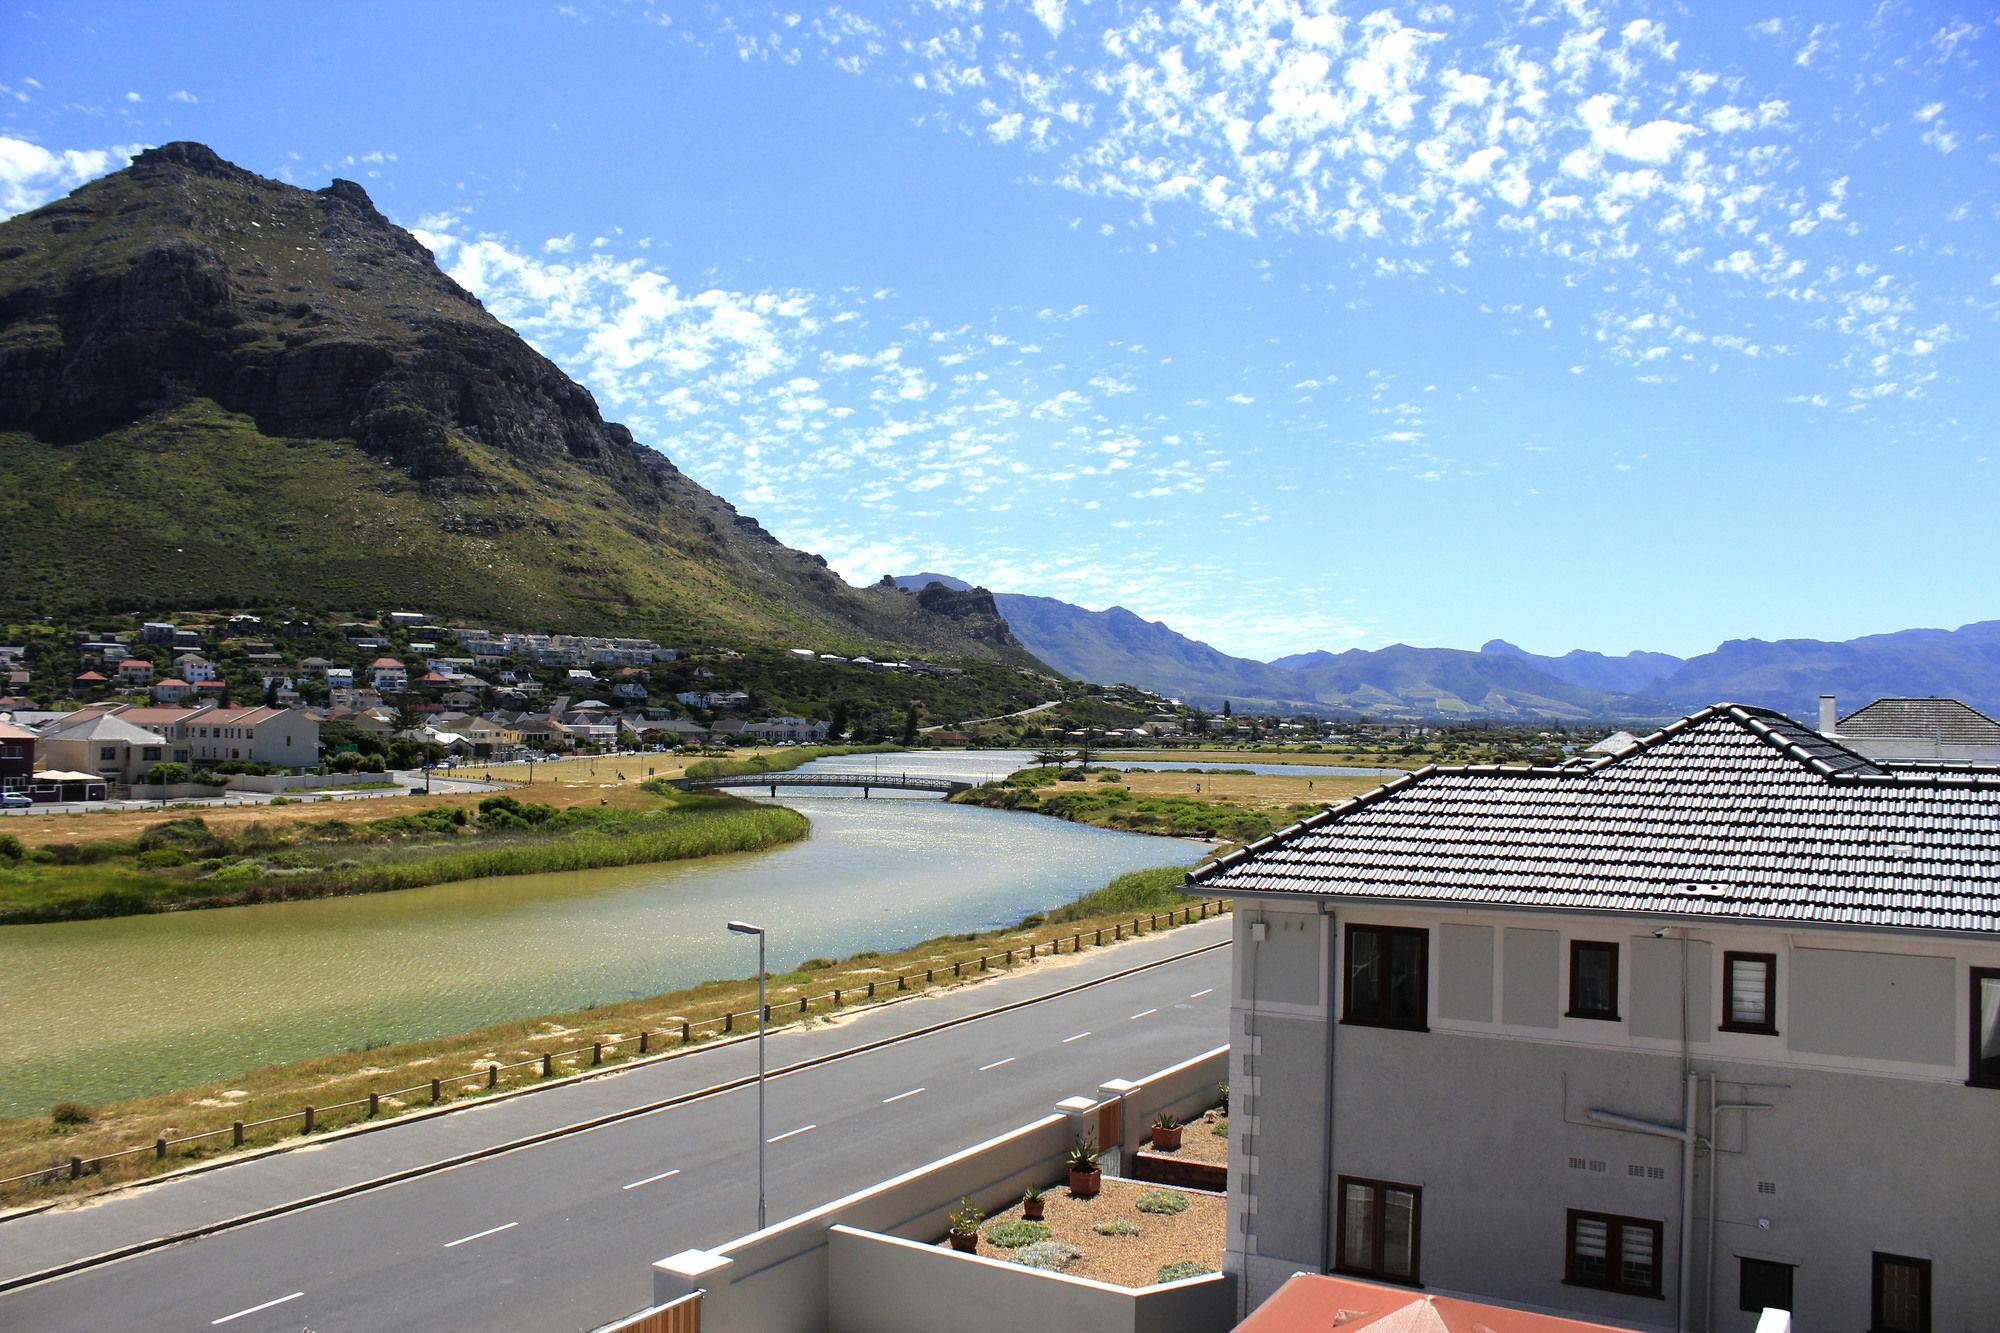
top-left (0, 751), bottom-right (1210, 1115)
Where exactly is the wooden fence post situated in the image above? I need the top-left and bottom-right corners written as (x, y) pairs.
top-left (431, 1078), bottom-right (442, 1103)
top-left (488, 1064), bottom-right (499, 1087)
top-left (592, 1042), bottom-right (603, 1066)
top-left (233, 1120), bottom-right (244, 1147)
top-left (303, 1105), bottom-right (315, 1133)
top-left (369, 1091), bottom-right (380, 1117)
top-left (156, 1137), bottom-right (168, 1161)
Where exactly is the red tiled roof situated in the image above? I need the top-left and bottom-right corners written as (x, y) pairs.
top-left (1235, 1273), bottom-right (1636, 1332)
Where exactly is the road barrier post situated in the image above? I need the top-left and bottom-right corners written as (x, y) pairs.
top-left (542, 1053), bottom-right (554, 1077)
top-left (233, 1121), bottom-right (244, 1147)
top-left (369, 1091), bottom-right (380, 1117)
top-left (488, 1064), bottom-right (499, 1088)
top-left (681, 1022), bottom-right (691, 1043)
top-left (303, 1105), bottom-right (315, 1133)
top-left (592, 1042), bottom-right (603, 1066)
top-left (640, 1032), bottom-right (650, 1054)
top-left (155, 1137), bottom-right (167, 1161)
top-left (431, 1078), bottom-right (442, 1103)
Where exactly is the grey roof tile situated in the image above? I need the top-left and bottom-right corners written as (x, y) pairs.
top-left (1191, 703), bottom-right (2000, 935)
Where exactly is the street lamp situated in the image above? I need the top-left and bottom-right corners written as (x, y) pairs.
top-left (727, 919), bottom-right (768, 1230)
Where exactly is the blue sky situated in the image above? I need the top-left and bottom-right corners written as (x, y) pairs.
top-left (2, 1), bottom-right (1993, 662)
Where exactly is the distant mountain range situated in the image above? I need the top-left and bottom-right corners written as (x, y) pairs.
top-left (894, 575), bottom-right (2000, 723)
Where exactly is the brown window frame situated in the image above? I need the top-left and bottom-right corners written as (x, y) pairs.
top-left (1871, 1252), bottom-right (1931, 1333)
top-left (1342, 924), bottom-right (1429, 1031)
top-left (1738, 1256), bottom-right (1795, 1313)
top-left (1335, 1175), bottom-right (1422, 1286)
top-left (1564, 1209), bottom-right (1664, 1299)
top-left (1970, 968), bottom-right (2000, 1089)
top-left (1567, 940), bottom-right (1620, 1021)
top-left (1720, 951), bottom-right (1779, 1035)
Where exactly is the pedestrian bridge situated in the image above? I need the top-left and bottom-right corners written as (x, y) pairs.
top-left (673, 771), bottom-right (974, 798)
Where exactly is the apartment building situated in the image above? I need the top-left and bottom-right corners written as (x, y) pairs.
top-left (1191, 704), bottom-right (1999, 1333)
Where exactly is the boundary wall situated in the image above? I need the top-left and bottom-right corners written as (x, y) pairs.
top-left (652, 1046), bottom-right (1230, 1333)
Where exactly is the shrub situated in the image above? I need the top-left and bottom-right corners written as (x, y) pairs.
top-left (478, 794), bottom-right (556, 829)
top-left (0, 833), bottom-right (23, 862)
top-left (50, 1102), bottom-right (91, 1127)
top-left (1211, 1118), bottom-right (1229, 1139)
top-left (1096, 771), bottom-right (1123, 783)
top-left (135, 847), bottom-right (191, 868)
top-left (1010, 1239), bottom-right (1083, 1272)
top-left (984, 1220), bottom-right (1050, 1249)
top-left (1156, 1261), bottom-right (1213, 1283)
top-left (1136, 1189), bottom-right (1190, 1215)
top-left (208, 862), bottom-right (261, 883)
top-left (1094, 1219), bottom-right (1141, 1236)
top-left (796, 958), bottom-right (836, 972)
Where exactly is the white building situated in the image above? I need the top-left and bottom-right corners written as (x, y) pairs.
top-left (1193, 703), bottom-right (2000, 1333)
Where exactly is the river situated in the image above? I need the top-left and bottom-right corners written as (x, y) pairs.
top-left (0, 751), bottom-right (1210, 1117)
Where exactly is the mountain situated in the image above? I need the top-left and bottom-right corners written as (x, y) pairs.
top-left (1649, 621), bottom-right (2000, 718)
top-left (898, 575), bottom-right (1632, 718)
top-left (0, 143), bottom-right (1034, 664)
top-left (893, 573), bottom-right (972, 593)
top-left (899, 572), bottom-right (2000, 723)
top-left (1478, 639), bottom-right (1684, 695)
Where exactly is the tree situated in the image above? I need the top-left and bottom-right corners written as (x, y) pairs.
top-left (1222, 699), bottom-right (1232, 718)
top-left (900, 704), bottom-right (919, 746)
top-left (827, 699), bottom-right (849, 743)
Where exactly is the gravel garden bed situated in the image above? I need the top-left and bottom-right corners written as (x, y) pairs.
top-left (944, 1175), bottom-right (1226, 1288)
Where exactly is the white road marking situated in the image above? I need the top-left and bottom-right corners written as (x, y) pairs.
top-left (883, 1087), bottom-right (926, 1104)
top-left (1189, 988), bottom-right (1214, 998)
top-left (768, 1123), bottom-right (817, 1143)
top-left (622, 1168), bottom-right (682, 1190)
top-left (1061, 1031), bottom-right (1091, 1043)
top-left (444, 1221), bottom-right (519, 1248)
top-left (977, 1057), bottom-right (1015, 1072)
top-left (212, 1292), bottom-right (303, 1325)
top-left (1129, 1008), bottom-right (1157, 1020)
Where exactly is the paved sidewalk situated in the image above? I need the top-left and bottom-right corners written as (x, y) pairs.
top-left (0, 913), bottom-right (1231, 1289)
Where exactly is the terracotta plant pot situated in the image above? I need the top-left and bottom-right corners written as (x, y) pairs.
top-left (1023, 1196), bottom-right (1046, 1221)
top-left (1151, 1125), bottom-right (1184, 1151)
top-left (949, 1229), bottom-right (978, 1253)
top-left (1068, 1167), bottom-right (1101, 1197)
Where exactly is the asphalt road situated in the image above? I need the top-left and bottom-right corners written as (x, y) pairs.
top-left (0, 920), bottom-right (1232, 1332)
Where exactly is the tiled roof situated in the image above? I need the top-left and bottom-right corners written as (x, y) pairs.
top-left (1190, 704), bottom-right (2000, 934)
top-left (1837, 696), bottom-right (2000, 744)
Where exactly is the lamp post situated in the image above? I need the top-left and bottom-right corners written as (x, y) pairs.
top-left (727, 919), bottom-right (767, 1230)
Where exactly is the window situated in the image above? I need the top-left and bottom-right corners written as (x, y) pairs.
top-left (1721, 952), bottom-right (1778, 1034)
top-left (1739, 1257), bottom-right (1794, 1313)
top-left (1971, 969), bottom-right (2000, 1088)
top-left (1568, 941), bottom-right (1620, 1020)
top-left (1336, 1176), bottom-right (1420, 1284)
top-left (1872, 1253), bottom-right (1930, 1333)
top-left (1344, 925), bottom-right (1428, 1030)
top-left (100, 747), bottom-right (116, 761)
top-left (1565, 1210), bottom-right (1662, 1298)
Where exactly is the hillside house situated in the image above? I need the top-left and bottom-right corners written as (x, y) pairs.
top-left (1192, 703), bottom-right (2000, 1332)
top-left (116, 659), bottom-right (154, 684)
top-left (0, 721), bottom-right (35, 795)
top-left (368, 658), bottom-right (407, 692)
top-left (172, 653), bottom-right (218, 683)
top-left (150, 678), bottom-right (193, 703)
top-left (109, 704), bottom-right (321, 769)
top-left (36, 712), bottom-right (170, 785)
top-left (1820, 694), bottom-right (2000, 766)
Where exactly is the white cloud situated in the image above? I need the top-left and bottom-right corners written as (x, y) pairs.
top-left (0, 136), bottom-right (146, 218)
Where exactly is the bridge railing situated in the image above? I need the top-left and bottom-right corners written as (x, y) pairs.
top-left (2, 897), bottom-right (1233, 1196)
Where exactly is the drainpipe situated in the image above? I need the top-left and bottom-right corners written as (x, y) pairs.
top-left (1705, 1081), bottom-right (1774, 1333)
top-left (1587, 1069), bottom-right (1699, 1333)
top-left (1320, 905), bottom-right (1337, 1281)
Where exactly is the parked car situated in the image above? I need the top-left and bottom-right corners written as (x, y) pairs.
top-left (0, 791), bottom-right (32, 808)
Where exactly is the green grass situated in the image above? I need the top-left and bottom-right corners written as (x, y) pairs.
top-left (0, 800), bottom-right (809, 924)
top-left (674, 744), bottom-right (900, 783)
top-left (956, 777), bottom-right (1290, 844)
top-left (1044, 867), bottom-right (1195, 925)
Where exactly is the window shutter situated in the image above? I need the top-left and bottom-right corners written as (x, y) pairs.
top-left (1729, 957), bottom-right (1768, 1025)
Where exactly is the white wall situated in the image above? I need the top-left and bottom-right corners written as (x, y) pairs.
top-left (826, 1227), bottom-right (1233, 1333)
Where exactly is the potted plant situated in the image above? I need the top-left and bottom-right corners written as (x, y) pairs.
top-left (1021, 1182), bottom-right (1046, 1221)
top-left (1066, 1137), bottom-right (1101, 1197)
top-left (948, 1196), bottom-right (983, 1252)
top-left (1151, 1111), bottom-right (1184, 1151)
